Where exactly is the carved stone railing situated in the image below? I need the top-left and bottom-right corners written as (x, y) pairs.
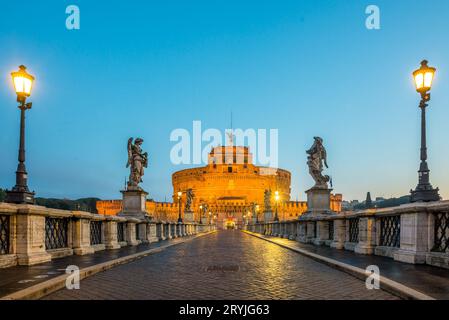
top-left (0, 203), bottom-right (213, 268)
top-left (0, 215), bottom-right (10, 255)
top-left (248, 201), bottom-right (449, 269)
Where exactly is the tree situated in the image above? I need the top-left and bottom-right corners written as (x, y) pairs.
top-left (0, 188), bottom-right (6, 202)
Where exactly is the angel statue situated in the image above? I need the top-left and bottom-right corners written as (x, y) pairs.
top-left (185, 188), bottom-right (194, 211)
top-left (306, 137), bottom-right (331, 189)
top-left (264, 189), bottom-right (272, 212)
top-left (126, 137), bottom-right (148, 189)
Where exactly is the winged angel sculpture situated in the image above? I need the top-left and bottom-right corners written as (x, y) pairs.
top-left (306, 137), bottom-right (331, 189)
top-left (126, 137), bottom-right (148, 189)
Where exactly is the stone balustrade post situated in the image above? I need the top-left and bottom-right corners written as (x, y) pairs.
top-left (72, 212), bottom-right (95, 255)
top-left (296, 221), bottom-right (305, 242)
top-left (267, 223), bottom-right (273, 236)
top-left (314, 219), bottom-right (330, 245)
top-left (126, 220), bottom-right (139, 246)
top-left (355, 215), bottom-right (376, 254)
top-left (306, 221), bottom-right (316, 243)
top-left (103, 216), bottom-right (121, 250)
top-left (156, 221), bottom-right (165, 240)
top-left (330, 218), bottom-right (345, 249)
top-left (288, 221), bottom-right (296, 240)
top-left (137, 222), bottom-right (147, 243)
top-left (272, 222), bottom-right (278, 236)
top-left (15, 206), bottom-right (53, 265)
top-left (171, 223), bottom-right (177, 238)
top-left (147, 222), bottom-right (159, 243)
top-left (181, 223), bottom-right (187, 236)
top-left (166, 222), bottom-right (173, 239)
top-left (394, 209), bottom-right (430, 264)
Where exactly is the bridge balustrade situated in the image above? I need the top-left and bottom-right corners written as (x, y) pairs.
top-left (0, 202), bottom-right (207, 268)
top-left (246, 201), bottom-right (449, 269)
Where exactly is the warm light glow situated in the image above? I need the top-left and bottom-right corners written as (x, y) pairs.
top-left (11, 65), bottom-right (34, 97)
top-left (177, 191), bottom-right (182, 198)
top-left (199, 205), bottom-right (203, 209)
top-left (424, 71), bottom-right (434, 88)
top-left (413, 60), bottom-right (435, 93)
top-left (275, 191), bottom-right (280, 202)
top-left (255, 205), bottom-right (260, 211)
top-left (414, 73), bottom-right (424, 90)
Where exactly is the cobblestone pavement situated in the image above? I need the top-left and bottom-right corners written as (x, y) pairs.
top-left (44, 230), bottom-right (398, 300)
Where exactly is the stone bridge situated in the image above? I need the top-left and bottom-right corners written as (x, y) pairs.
top-left (0, 201), bottom-right (448, 300)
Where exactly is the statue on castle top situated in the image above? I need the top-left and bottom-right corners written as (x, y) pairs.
top-left (306, 137), bottom-right (331, 189)
top-left (126, 137), bottom-right (148, 189)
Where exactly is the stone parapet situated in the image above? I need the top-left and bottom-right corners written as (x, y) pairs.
top-left (0, 203), bottom-right (208, 268)
top-left (247, 200), bottom-right (449, 269)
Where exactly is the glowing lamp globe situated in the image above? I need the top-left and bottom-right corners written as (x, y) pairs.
top-left (413, 60), bottom-right (435, 94)
top-left (11, 65), bottom-right (34, 100)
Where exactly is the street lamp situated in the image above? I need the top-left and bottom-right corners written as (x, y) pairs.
top-left (208, 211), bottom-right (212, 224)
top-left (177, 191), bottom-right (183, 222)
top-left (410, 60), bottom-right (440, 202)
top-left (255, 204), bottom-right (260, 223)
top-left (273, 191), bottom-right (280, 221)
top-left (6, 65), bottom-right (36, 204)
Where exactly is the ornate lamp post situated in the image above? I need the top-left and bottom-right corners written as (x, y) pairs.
top-left (208, 211), bottom-right (212, 224)
top-left (6, 65), bottom-right (36, 204)
top-left (177, 191), bottom-right (183, 222)
top-left (273, 191), bottom-right (280, 221)
top-left (410, 60), bottom-right (440, 202)
top-left (255, 204), bottom-right (260, 223)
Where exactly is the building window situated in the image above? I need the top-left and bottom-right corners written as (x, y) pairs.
top-left (228, 166), bottom-right (232, 173)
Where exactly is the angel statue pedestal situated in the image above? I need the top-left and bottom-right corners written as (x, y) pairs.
top-left (305, 187), bottom-right (332, 215)
top-left (184, 211), bottom-right (194, 223)
top-left (118, 137), bottom-right (151, 220)
top-left (119, 188), bottom-right (149, 219)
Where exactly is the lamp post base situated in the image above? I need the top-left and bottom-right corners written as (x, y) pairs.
top-left (5, 190), bottom-right (35, 204)
top-left (410, 186), bottom-right (440, 202)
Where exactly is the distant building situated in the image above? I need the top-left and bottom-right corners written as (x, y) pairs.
top-left (365, 192), bottom-right (373, 208)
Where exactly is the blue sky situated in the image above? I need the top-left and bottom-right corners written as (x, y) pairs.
top-left (1, 0), bottom-right (449, 202)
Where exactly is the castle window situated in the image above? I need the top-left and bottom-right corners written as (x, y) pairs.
top-left (228, 166), bottom-right (232, 173)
